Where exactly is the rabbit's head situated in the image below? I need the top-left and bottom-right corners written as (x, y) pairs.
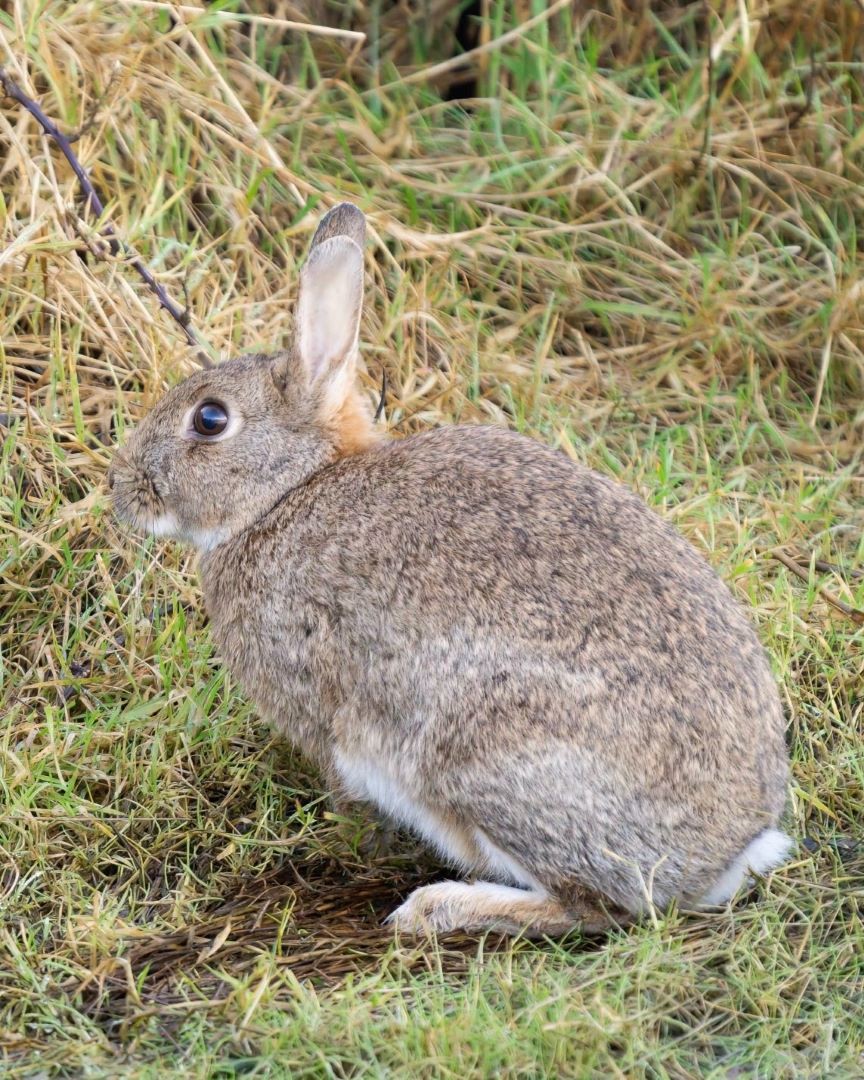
top-left (108, 204), bottom-right (375, 550)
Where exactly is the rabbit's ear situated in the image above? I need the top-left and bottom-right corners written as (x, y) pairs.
top-left (309, 202), bottom-right (366, 251)
top-left (294, 234), bottom-right (364, 412)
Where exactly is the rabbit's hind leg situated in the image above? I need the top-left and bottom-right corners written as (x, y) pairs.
top-left (386, 880), bottom-right (615, 938)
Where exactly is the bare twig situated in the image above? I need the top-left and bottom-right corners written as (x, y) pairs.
top-left (0, 64), bottom-right (213, 367)
top-left (788, 45), bottom-right (817, 131)
top-left (772, 551), bottom-right (864, 626)
top-left (66, 70), bottom-right (117, 144)
top-left (698, 0), bottom-right (715, 172)
top-left (811, 559), bottom-right (864, 581)
top-left (810, 250), bottom-right (837, 427)
top-left (373, 368), bottom-right (387, 423)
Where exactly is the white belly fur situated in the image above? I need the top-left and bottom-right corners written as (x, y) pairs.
top-left (334, 753), bottom-right (792, 908)
top-left (333, 750), bottom-right (478, 870)
top-left (333, 751), bottom-right (541, 888)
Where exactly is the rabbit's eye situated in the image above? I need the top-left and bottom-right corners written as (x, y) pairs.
top-left (192, 401), bottom-right (229, 437)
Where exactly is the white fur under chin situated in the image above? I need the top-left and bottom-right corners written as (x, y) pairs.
top-left (149, 512), bottom-right (180, 538)
top-left (187, 526), bottom-right (229, 553)
top-left (148, 513), bottom-right (228, 553)
top-left (700, 828), bottom-right (794, 906)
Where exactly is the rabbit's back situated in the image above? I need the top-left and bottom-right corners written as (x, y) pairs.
top-left (203, 424), bottom-right (788, 908)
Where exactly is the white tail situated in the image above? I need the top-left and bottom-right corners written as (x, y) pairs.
top-left (701, 828), bottom-right (794, 906)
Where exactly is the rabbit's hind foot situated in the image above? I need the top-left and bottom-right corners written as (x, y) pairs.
top-left (385, 880), bottom-right (614, 939)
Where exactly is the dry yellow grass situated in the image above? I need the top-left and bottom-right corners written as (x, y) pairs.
top-left (1, 1), bottom-right (863, 1075)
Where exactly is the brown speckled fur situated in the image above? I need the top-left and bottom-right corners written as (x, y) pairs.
top-left (110, 204), bottom-right (791, 936)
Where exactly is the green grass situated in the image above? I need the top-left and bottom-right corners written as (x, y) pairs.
top-left (1, 1), bottom-right (863, 1076)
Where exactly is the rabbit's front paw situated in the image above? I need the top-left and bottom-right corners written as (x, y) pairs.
top-left (386, 880), bottom-right (606, 937)
top-left (386, 881), bottom-right (468, 935)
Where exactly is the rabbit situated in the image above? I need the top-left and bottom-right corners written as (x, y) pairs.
top-left (108, 202), bottom-right (793, 937)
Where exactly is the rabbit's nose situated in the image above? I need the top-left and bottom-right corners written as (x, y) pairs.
top-left (107, 452), bottom-right (126, 490)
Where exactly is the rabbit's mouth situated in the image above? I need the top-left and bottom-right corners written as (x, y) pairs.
top-left (108, 458), bottom-right (171, 536)
top-left (109, 458), bottom-right (228, 551)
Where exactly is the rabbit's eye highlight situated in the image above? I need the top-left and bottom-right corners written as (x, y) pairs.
top-left (192, 402), bottom-right (229, 437)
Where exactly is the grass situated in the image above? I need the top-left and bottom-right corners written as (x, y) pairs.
top-left (1, 0), bottom-right (863, 1075)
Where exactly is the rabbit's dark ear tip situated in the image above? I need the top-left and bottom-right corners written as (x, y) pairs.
top-left (311, 202), bottom-right (366, 250)
top-left (328, 201), bottom-right (363, 219)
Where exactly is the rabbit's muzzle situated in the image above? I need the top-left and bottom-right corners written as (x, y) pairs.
top-left (108, 451), bottom-right (168, 534)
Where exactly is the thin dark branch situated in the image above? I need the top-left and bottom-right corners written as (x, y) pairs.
top-left (811, 558), bottom-right (864, 582)
top-left (772, 551), bottom-right (864, 625)
top-left (67, 75), bottom-right (113, 144)
top-left (387, 383), bottom-right (454, 432)
top-left (788, 45), bottom-right (816, 131)
top-left (697, 1), bottom-right (715, 171)
top-left (0, 65), bottom-right (212, 367)
top-left (373, 367), bottom-right (387, 423)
